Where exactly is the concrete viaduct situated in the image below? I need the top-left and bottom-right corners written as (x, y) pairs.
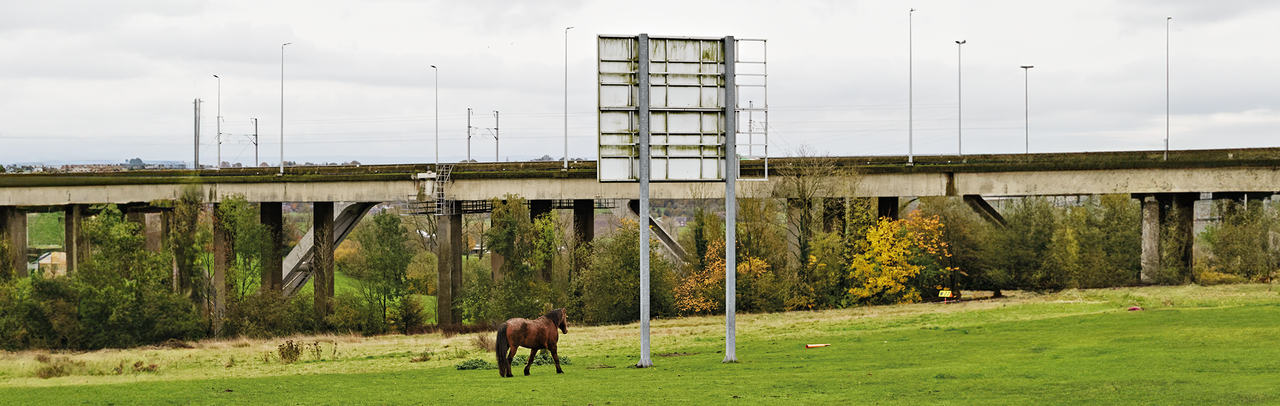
top-left (3, 147), bottom-right (1279, 325)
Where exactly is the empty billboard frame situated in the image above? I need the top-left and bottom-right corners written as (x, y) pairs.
top-left (598, 34), bottom-right (768, 182)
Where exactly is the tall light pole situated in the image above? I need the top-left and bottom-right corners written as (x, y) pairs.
top-left (564, 26), bottom-right (574, 170)
top-left (1166, 16), bottom-right (1172, 161)
top-left (431, 65), bottom-right (438, 168)
top-left (280, 42), bottom-right (291, 175)
top-left (956, 40), bottom-right (965, 156)
top-left (1021, 65), bottom-right (1034, 155)
top-left (908, 8), bottom-right (915, 165)
top-left (213, 73), bottom-right (221, 167)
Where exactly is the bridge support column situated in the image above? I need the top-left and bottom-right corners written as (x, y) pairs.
top-left (437, 201), bottom-right (462, 325)
top-left (212, 203), bottom-right (229, 335)
top-left (490, 250), bottom-right (505, 282)
top-left (573, 199), bottom-right (594, 244)
top-left (1136, 193), bottom-right (1197, 284)
top-left (313, 202), bottom-right (335, 320)
top-left (530, 200), bottom-right (553, 219)
top-left (529, 200), bottom-right (553, 280)
top-left (142, 213), bottom-right (162, 253)
top-left (261, 202), bottom-right (283, 293)
top-left (1139, 196), bottom-right (1160, 283)
top-left (65, 205), bottom-right (84, 276)
top-left (572, 199), bottom-right (594, 287)
top-left (823, 198), bottom-right (846, 235)
top-left (877, 197), bottom-right (899, 220)
top-left (1, 207), bottom-right (27, 278)
top-left (786, 198), bottom-right (812, 270)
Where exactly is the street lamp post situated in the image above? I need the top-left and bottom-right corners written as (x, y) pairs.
top-left (956, 40), bottom-right (965, 156)
top-left (908, 8), bottom-right (915, 165)
top-left (1021, 65), bottom-right (1034, 155)
top-left (280, 42), bottom-right (291, 175)
top-left (431, 65), bottom-right (438, 168)
top-left (564, 26), bottom-right (574, 170)
top-left (1166, 16), bottom-right (1172, 161)
top-left (213, 74), bottom-right (221, 167)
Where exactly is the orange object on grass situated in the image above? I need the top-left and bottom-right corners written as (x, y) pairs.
top-left (805, 344), bottom-right (831, 348)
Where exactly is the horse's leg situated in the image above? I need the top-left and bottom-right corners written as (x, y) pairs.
top-left (524, 349), bottom-right (537, 376)
top-left (505, 345), bottom-right (519, 378)
top-left (550, 344), bottom-right (564, 374)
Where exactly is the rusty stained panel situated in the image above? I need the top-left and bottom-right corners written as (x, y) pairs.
top-left (599, 35), bottom-right (729, 182)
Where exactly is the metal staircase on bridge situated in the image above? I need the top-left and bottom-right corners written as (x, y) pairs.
top-left (282, 202), bottom-right (378, 297)
top-left (435, 164), bottom-right (453, 216)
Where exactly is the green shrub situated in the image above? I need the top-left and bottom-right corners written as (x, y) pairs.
top-left (395, 295), bottom-right (427, 334)
top-left (454, 358), bottom-right (496, 370)
top-left (1201, 200), bottom-right (1279, 282)
top-left (577, 219), bottom-right (678, 324)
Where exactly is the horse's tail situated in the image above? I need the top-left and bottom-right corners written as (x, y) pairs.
top-left (495, 322), bottom-right (509, 377)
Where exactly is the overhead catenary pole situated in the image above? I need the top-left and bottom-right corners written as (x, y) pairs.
top-left (194, 99), bottom-right (201, 169)
top-left (280, 42), bottom-right (291, 175)
top-left (493, 110), bottom-right (500, 162)
top-left (636, 33), bottom-right (653, 369)
top-left (723, 35), bottom-right (738, 363)
top-left (467, 108), bottom-right (473, 162)
top-left (565, 26), bottom-right (574, 170)
top-left (252, 118), bottom-right (259, 166)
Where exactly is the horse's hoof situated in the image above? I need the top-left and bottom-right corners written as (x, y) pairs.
top-left (557, 371), bottom-right (564, 374)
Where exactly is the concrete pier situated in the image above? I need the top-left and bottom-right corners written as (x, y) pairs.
top-left (0, 207), bottom-right (26, 277)
top-left (260, 202), bottom-right (283, 292)
top-left (436, 201), bottom-right (462, 325)
top-left (313, 202), bottom-right (335, 319)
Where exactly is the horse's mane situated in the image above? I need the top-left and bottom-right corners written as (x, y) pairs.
top-left (541, 308), bottom-right (566, 325)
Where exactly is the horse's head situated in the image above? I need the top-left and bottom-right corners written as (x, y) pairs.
top-left (553, 308), bottom-right (568, 334)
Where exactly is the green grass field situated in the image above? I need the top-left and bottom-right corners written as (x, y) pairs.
top-left (26, 212), bottom-right (65, 248)
top-left (2, 284), bottom-right (1277, 405)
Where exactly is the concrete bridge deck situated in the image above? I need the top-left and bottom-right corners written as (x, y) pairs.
top-left (4, 147), bottom-right (1279, 327)
top-left (3, 148), bottom-right (1279, 206)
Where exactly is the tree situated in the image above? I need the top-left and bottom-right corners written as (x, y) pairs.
top-left (1202, 199), bottom-right (1279, 282)
top-left (216, 195), bottom-right (273, 302)
top-left (769, 146), bottom-right (860, 308)
top-left (170, 186), bottom-right (208, 300)
top-left (847, 218), bottom-right (922, 305)
top-left (351, 210), bottom-right (415, 333)
top-left (576, 219), bottom-right (677, 324)
top-left (76, 205), bottom-right (204, 348)
top-left (985, 197), bottom-right (1059, 293)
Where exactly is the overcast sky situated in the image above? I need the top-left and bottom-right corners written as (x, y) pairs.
top-left (2, 0), bottom-right (1278, 166)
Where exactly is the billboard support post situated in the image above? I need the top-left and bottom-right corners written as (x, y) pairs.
top-left (636, 33), bottom-right (653, 369)
top-left (723, 35), bottom-right (738, 363)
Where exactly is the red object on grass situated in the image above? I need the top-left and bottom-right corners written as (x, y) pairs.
top-left (1128, 306), bottom-right (1143, 311)
top-left (805, 344), bottom-right (831, 348)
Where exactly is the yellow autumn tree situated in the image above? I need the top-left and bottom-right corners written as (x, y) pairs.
top-left (847, 218), bottom-right (922, 304)
top-left (902, 211), bottom-right (961, 295)
top-left (676, 239), bottom-right (725, 314)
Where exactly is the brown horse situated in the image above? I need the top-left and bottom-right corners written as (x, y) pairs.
top-left (495, 308), bottom-right (568, 377)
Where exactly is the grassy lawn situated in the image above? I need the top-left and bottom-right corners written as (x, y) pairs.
top-left (1, 284), bottom-right (1277, 404)
top-left (26, 212), bottom-right (65, 248)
